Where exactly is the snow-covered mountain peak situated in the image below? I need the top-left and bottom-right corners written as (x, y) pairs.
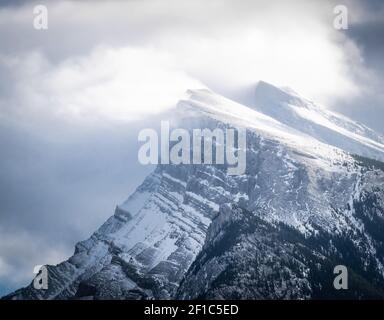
top-left (254, 80), bottom-right (311, 109)
top-left (175, 87), bottom-right (359, 170)
top-left (177, 88), bottom-right (331, 157)
top-left (5, 83), bottom-right (384, 301)
top-left (252, 81), bottom-right (384, 162)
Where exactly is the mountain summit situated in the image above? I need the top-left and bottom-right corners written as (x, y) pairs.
top-left (254, 81), bottom-right (384, 161)
top-left (4, 83), bottom-right (384, 300)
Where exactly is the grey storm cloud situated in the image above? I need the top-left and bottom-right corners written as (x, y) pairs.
top-left (329, 0), bottom-right (384, 131)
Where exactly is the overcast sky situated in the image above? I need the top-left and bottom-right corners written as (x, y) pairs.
top-left (0, 0), bottom-right (383, 296)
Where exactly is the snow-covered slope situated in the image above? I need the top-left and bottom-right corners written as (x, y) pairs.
top-left (4, 84), bottom-right (384, 300)
top-left (253, 81), bottom-right (384, 162)
top-left (178, 88), bottom-right (352, 169)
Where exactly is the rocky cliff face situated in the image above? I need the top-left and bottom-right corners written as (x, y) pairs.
top-left (4, 83), bottom-right (384, 299)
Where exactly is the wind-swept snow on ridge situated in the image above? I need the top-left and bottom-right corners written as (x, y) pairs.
top-left (253, 81), bottom-right (384, 161)
top-left (4, 83), bottom-right (384, 300)
top-left (178, 88), bottom-right (353, 168)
